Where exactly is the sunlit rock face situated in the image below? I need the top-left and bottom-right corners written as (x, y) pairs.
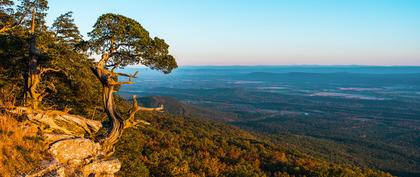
top-left (46, 131), bottom-right (121, 176)
top-left (48, 138), bottom-right (100, 165)
top-left (82, 159), bottom-right (121, 176)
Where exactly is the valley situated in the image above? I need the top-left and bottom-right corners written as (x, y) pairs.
top-left (119, 66), bottom-right (420, 177)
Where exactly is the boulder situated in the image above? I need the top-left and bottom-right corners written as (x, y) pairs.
top-left (82, 159), bottom-right (121, 176)
top-left (48, 138), bottom-right (100, 165)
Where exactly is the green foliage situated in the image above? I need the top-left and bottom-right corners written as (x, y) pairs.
top-left (88, 13), bottom-right (177, 73)
top-left (40, 32), bottom-right (102, 112)
top-left (1, 0), bottom-right (17, 31)
top-left (0, 0), bottom-right (100, 113)
top-left (142, 83), bottom-right (420, 176)
top-left (116, 111), bottom-right (393, 177)
top-left (0, 0), bottom-right (14, 18)
top-left (51, 11), bottom-right (82, 45)
top-left (16, 0), bottom-right (49, 32)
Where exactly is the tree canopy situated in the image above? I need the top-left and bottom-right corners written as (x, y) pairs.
top-left (88, 13), bottom-right (177, 73)
top-left (51, 11), bottom-right (82, 45)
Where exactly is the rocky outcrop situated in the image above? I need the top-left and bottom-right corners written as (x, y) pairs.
top-left (12, 107), bottom-right (102, 138)
top-left (48, 138), bottom-right (100, 165)
top-left (6, 94), bottom-right (163, 176)
top-left (82, 159), bottom-right (121, 177)
top-left (10, 107), bottom-right (122, 177)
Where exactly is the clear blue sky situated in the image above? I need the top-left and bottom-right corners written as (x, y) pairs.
top-left (46, 0), bottom-right (420, 66)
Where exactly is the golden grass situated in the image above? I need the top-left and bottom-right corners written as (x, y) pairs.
top-left (0, 113), bottom-right (48, 177)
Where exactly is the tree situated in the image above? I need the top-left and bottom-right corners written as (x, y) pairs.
top-left (1, 1), bottom-right (101, 112)
top-left (0, 0), bottom-right (49, 34)
top-left (0, 0), bottom-right (50, 109)
top-left (0, 0), bottom-right (21, 34)
top-left (88, 13), bottom-right (177, 154)
top-left (51, 11), bottom-right (82, 45)
top-left (16, 0), bottom-right (48, 32)
top-left (23, 0), bottom-right (51, 109)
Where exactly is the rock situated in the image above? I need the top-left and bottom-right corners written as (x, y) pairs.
top-left (43, 133), bottom-right (77, 143)
top-left (11, 107), bottom-right (125, 177)
top-left (11, 107), bottom-right (102, 136)
top-left (82, 159), bottom-right (121, 176)
top-left (48, 138), bottom-right (100, 165)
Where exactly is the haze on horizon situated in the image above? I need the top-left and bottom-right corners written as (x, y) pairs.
top-left (46, 0), bottom-right (420, 66)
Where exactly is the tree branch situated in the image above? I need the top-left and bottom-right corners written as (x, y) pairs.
top-left (40, 68), bottom-right (62, 75)
top-left (97, 53), bottom-right (110, 68)
top-left (109, 81), bottom-right (134, 86)
top-left (123, 95), bottom-right (162, 129)
top-left (113, 71), bottom-right (138, 79)
top-left (138, 105), bottom-right (164, 112)
top-left (110, 62), bottom-right (120, 72)
top-left (0, 11), bottom-right (29, 34)
top-left (124, 95), bottom-right (141, 129)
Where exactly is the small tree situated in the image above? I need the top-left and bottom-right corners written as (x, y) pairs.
top-left (17, 0), bottom-right (48, 32)
top-left (51, 11), bottom-right (82, 45)
top-left (88, 13), bottom-right (177, 153)
top-left (43, 12), bottom-right (101, 112)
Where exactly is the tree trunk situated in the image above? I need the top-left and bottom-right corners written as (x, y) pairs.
top-left (24, 9), bottom-right (42, 109)
top-left (92, 53), bottom-right (162, 155)
top-left (101, 84), bottom-right (125, 153)
top-left (24, 35), bottom-right (42, 109)
top-left (91, 62), bottom-right (125, 154)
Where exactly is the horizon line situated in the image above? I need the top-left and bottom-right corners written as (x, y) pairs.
top-left (127, 64), bottom-right (420, 68)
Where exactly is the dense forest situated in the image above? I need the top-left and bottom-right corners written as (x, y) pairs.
top-left (115, 108), bottom-right (393, 177)
top-left (0, 0), bottom-right (394, 176)
top-left (125, 69), bottom-right (420, 177)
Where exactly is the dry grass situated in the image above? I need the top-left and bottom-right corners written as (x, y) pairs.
top-left (0, 113), bottom-right (48, 177)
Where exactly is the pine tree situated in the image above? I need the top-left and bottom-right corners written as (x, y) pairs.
top-left (51, 11), bottom-right (82, 45)
top-left (88, 13), bottom-right (177, 153)
top-left (17, 0), bottom-right (48, 33)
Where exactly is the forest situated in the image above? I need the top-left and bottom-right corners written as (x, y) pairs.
top-left (0, 0), bottom-right (398, 176)
top-left (122, 67), bottom-right (420, 177)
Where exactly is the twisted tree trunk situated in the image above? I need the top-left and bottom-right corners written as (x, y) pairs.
top-left (92, 53), bottom-right (163, 155)
top-left (24, 9), bottom-right (41, 109)
top-left (101, 82), bottom-right (125, 153)
top-left (91, 53), bottom-right (128, 154)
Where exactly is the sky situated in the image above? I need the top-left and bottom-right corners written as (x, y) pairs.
top-left (46, 0), bottom-right (420, 66)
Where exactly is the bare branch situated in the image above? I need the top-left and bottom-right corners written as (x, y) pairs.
top-left (123, 95), bottom-right (161, 129)
top-left (114, 71), bottom-right (138, 79)
top-left (124, 95), bottom-right (141, 129)
top-left (109, 81), bottom-right (135, 86)
top-left (110, 62), bottom-right (120, 72)
top-left (40, 68), bottom-right (62, 75)
top-left (139, 105), bottom-right (164, 112)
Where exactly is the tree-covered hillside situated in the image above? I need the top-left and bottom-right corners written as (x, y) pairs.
top-left (115, 110), bottom-right (393, 177)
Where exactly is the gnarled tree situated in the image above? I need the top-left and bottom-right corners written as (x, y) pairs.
top-left (0, 0), bottom-right (51, 109)
top-left (23, 0), bottom-right (51, 109)
top-left (88, 13), bottom-right (177, 154)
